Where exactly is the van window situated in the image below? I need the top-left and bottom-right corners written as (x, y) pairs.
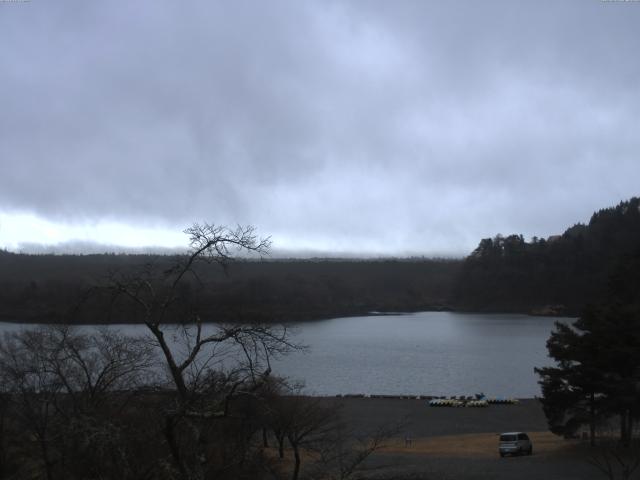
top-left (500, 434), bottom-right (517, 442)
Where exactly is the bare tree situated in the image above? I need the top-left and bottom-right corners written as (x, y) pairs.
top-left (0, 328), bottom-right (68, 480)
top-left (285, 397), bottom-right (342, 480)
top-left (0, 325), bottom-right (154, 480)
top-left (319, 422), bottom-right (402, 480)
top-left (263, 382), bottom-right (400, 480)
top-left (262, 381), bottom-right (342, 480)
top-left (106, 223), bottom-right (298, 480)
top-left (48, 326), bottom-right (155, 411)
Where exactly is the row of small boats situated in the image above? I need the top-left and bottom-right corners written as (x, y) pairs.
top-left (429, 397), bottom-right (519, 407)
top-left (334, 393), bottom-right (520, 406)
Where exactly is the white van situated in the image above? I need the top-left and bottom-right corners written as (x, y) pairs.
top-left (499, 432), bottom-right (532, 457)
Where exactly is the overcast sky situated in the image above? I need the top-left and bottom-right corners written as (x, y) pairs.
top-left (1, 0), bottom-right (639, 257)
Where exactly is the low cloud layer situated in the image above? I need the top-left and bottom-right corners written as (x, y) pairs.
top-left (1, 0), bottom-right (639, 256)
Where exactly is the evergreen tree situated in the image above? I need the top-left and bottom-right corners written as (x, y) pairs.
top-left (536, 307), bottom-right (607, 446)
top-left (456, 196), bottom-right (640, 314)
top-left (536, 302), bottom-right (640, 446)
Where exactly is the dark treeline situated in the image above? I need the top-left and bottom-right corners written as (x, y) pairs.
top-left (2, 196), bottom-right (640, 323)
top-left (0, 252), bottom-right (460, 324)
top-left (454, 197), bottom-right (640, 316)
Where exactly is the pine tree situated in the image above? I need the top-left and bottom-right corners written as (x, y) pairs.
top-left (536, 303), bottom-right (640, 446)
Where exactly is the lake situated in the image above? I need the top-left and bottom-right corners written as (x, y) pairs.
top-left (0, 312), bottom-right (568, 398)
top-left (276, 312), bottom-right (568, 398)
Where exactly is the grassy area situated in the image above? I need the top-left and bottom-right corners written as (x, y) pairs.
top-left (382, 431), bottom-right (584, 458)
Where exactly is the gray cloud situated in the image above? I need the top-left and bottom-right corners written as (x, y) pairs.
top-left (1, 0), bottom-right (639, 255)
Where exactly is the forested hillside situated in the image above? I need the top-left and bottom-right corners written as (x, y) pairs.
top-left (0, 252), bottom-right (459, 323)
top-left (453, 197), bottom-right (640, 315)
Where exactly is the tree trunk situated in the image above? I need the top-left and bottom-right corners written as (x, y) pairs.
top-left (164, 415), bottom-right (190, 480)
top-left (620, 411), bottom-right (630, 447)
top-left (590, 392), bottom-right (596, 447)
top-left (39, 436), bottom-right (54, 480)
top-left (148, 326), bottom-right (189, 400)
top-left (262, 428), bottom-right (269, 448)
top-left (278, 435), bottom-right (285, 459)
top-left (291, 443), bottom-right (301, 480)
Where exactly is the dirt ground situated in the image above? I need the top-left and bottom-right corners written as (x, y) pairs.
top-left (326, 398), bottom-right (612, 480)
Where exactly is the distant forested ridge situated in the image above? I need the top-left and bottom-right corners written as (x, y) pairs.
top-left (0, 252), bottom-right (460, 324)
top-left (1, 197), bottom-right (639, 323)
top-left (453, 197), bottom-right (640, 316)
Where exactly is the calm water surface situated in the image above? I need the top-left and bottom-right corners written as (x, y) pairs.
top-left (0, 312), bottom-right (569, 398)
top-left (275, 312), bottom-right (568, 398)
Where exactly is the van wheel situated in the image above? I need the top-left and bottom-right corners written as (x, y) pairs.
top-left (500, 452), bottom-right (505, 458)
top-left (528, 447), bottom-right (533, 455)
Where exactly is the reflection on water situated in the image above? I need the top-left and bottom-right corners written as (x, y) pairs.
top-left (0, 312), bottom-right (570, 398)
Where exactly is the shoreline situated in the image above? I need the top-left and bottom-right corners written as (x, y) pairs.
top-left (333, 393), bottom-right (533, 401)
top-left (0, 307), bottom-right (575, 326)
top-left (328, 397), bottom-right (548, 439)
